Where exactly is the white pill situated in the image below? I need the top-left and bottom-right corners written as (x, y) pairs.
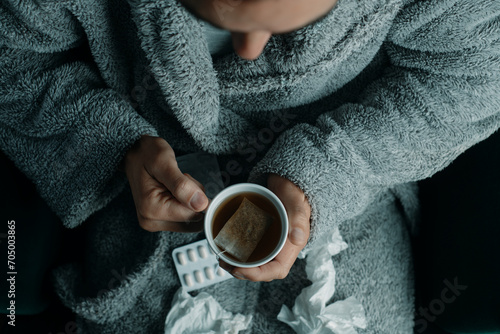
top-left (183, 274), bottom-right (194, 287)
top-left (176, 252), bottom-right (187, 266)
top-left (187, 249), bottom-right (197, 262)
top-left (194, 270), bottom-right (204, 283)
top-left (216, 266), bottom-right (226, 277)
top-left (198, 246), bottom-right (208, 259)
top-left (204, 267), bottom-right (215, 280)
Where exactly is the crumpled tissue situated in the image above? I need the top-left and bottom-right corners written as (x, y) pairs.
top-left (277, 227), bottom-right (367, 334)
top-left (163, 215), bottom-right (365, 333)
top-left (164, 288), bottom-right (252, 334)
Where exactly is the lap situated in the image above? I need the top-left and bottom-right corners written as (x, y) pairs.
top-left (333, 191), bottom-right (415, 333)
top-left (245, 191), bottom-right (415, 333)
top-left (54, 189), bottom-right (414, 333)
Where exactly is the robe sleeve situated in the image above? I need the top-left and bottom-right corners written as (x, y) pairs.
top-left (0, 0), bottom-right (157, 227)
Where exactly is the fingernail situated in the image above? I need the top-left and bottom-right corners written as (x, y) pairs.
top-left (232, 271), bottom-right (246, 280)
top-left (290, 228), bottom-right (306, 244)
top-left (190, 192), bottom-right (206, 211)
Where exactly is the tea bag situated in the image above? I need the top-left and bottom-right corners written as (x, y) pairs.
top-left (214, 197), bottom-right (273, 262)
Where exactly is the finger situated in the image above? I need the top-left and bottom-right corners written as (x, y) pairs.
top-left (183, 174), bottom-right (214, 210)
top-left (137, 185), bottom-right (206, 224)
top-left (218, 260), bottom-right (234, 274)
top-left (267, 174), bottom-right (310, 248)
top-left (284, 204), bottom-right (310, 248)
top-left (231, 238), bottom-right (300, 281)
top-left (184, 173), bottom-right (205, 193)
top-left (139, 218), bottom-right (204, 233)
top-left (148, 157), bottom-right (209, 212)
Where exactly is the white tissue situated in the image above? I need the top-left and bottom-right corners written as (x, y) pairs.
top-left (277, 227), bottom-right (367, 334)
top-left (164, 288), bottom-right (252, 334)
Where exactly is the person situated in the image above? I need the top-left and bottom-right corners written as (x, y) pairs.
top-left (1, 0), bottom-right (499, 332)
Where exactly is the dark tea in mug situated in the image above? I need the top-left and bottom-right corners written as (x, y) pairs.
top-left (212, 192), bottom-right (282, 263)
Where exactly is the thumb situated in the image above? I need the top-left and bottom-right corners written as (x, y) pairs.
top-left (154, 162), bottom-right (209, 212)
top-left (286, 205), bottom-right (310, 248)
top-left (267, 174), bottom-right (310, 248)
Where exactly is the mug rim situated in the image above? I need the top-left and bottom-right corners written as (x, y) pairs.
top-left (204, 183), bottom-right (289, 268)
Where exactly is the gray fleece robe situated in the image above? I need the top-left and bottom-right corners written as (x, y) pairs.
top-left (1, 0), bottom-right (500, 332)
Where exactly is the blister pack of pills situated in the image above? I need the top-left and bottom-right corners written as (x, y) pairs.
top-left (172, 239), bottom-right (233, 292)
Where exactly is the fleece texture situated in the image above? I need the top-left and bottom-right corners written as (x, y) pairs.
top-left (1, 0), bottom-right (500, 332)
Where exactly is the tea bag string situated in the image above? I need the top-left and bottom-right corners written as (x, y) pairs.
top-left (214, 249), bottom-right (231, 273)
top-left (214, 249), bottom-right (227, 262)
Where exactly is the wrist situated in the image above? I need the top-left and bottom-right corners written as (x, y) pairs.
top-left (120, 135), bottom-right (144, 174)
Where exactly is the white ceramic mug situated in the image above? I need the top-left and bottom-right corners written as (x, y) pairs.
top-left (204, 183), bottom-right (289, 268)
